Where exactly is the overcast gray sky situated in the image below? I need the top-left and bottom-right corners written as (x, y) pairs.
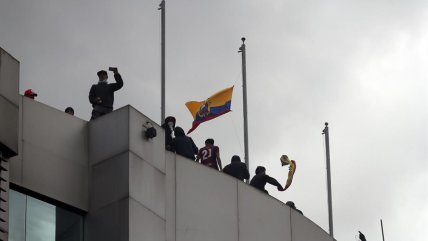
top-left (1, 0), bottom-right (427, 240)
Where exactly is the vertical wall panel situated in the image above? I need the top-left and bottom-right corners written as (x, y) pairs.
top-left (129, 152), bottom-right (165, 219)
top-left (176, 156), bottom-right (238, 241)
top-left (17, 97), bottom-right (88, 210)
top-left (291, 209), bottom-right (333, 241)
top-left (129, 107), bottom-right (165, 173)
top-left (88, 107), bottom-right (129, 165)
top-left (238, 182), bottom-right (292, 241)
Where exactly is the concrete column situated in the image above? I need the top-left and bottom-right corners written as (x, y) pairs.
top-left (0, 47), bottom-right (19, 157)
top-left (87, 106), bottom-right (166, 241)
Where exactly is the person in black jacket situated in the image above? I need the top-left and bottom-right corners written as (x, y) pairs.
top-left (172, 127), bottom-right (198, 160)
top-left (358, 231), bottom-right (367, 241)
top-left (161, 116), bottom-right (176, 151)
top-left (89, 67), bottom-right (123, 120)
top-left (250, 166), bottom-right (284, 194)
top-left (223, 155), bottom-right (250, 181)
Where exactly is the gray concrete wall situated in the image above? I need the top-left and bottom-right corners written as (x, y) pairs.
top-left (173, 155), bottom-right (334, 241)
top-left (9, 96), bottom-right (88, 210)
top-left (0, 48), bottom-right (19, 156)
top-left (87, 106), bottom-right (166, 241)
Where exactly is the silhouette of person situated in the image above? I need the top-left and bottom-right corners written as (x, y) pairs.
top-left (223, 155), bottom-right (249, 181)
top-left (161, 116), bottom-right (176, 151)
top-left (172, 127), bottom-right (198, 160)
top-left (89, 67), bottom-right (123, 120)
top-left (250, 166), bottom-right (284, 194)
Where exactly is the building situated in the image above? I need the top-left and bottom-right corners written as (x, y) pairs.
top-left (0, 47), bottom-right (336, 241)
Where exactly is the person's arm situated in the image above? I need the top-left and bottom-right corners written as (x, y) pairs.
top-left (195, 149), bottom-right (201, 163)
top-left (171, 138), bottom-right (176, 153)
top-left (216, 147), bottom-right (222, 171)
top-left (111, 70), bottom-right (124, 91)
top-left (266, 175), bottom-right (284, 191)
top-left (191, 139), bottom-right (198, 155)
top-left (243, 164), bottom-right (250, 180)
top-left (89, 85), bottom-right (98, 104)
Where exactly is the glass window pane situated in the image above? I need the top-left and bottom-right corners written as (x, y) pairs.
top-left (26, 196), bottom-right (55, 241)
top-left (9, 190), bottom-right (83, 241)
top-left (9, 190), bottom-right (26, 241)
top-left (55, 207), bottom-right (83, 241)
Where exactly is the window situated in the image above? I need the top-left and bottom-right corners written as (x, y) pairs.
top-left (9, 190), bottom-right (83, 241)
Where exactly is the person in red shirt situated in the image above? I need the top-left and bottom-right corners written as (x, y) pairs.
top-left (24, 89), bottom-right (37, 99)
top-left (196, 138), bottom-right (222, 171)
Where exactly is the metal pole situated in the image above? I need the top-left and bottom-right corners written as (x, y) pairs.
top-left (239, 37), bottom-right (250, 181)
top-left (323, 122), bottom-right (334, 237)
top-left (381, 219), bottom-right (386, 241)
top-left (159, 0), bottom-right (166, 123)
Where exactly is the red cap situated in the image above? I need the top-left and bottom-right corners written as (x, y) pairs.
top-left (24, 89), bottom-right (37, 97)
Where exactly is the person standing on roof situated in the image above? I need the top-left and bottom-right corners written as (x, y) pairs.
top-left (89, 67), bottom-right (123, 120)
top-left (24, 89), bottom-right (37, 99)
top-left (358, 231), bottom-right (367, 241)
top-left (223, 155), bottom-right (249, 181)
top-left (250, 166), bottom-right (284, 194)
top-left (196, 138), bottom-right (222, 171)
top-left (172, 127), bottom-right (198, 160)
top-left (161, 116), bottom-right (176, 151)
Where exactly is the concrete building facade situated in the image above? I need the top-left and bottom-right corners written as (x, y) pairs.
top-left (0, 47), bottom-right (336, 241)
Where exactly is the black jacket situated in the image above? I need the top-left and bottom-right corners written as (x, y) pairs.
top-left (161, 116), bottom-right (176, 151)
top-left (223, 162), bottom-right (250, 181)
top-left (172, 127), bottom-right (198, 160)
top-left (250, 174), bottom-right (282, 194)
top-left (89, 73), bottom-right (123, 109)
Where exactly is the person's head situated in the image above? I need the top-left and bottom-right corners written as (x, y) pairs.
top-left (164, 116), bottom-right (176, 130)
top-left (97, 70), bottom-right (108, 81)
top-left (255, 166), bottom-right (266, 175)
top-left (231, 155), bottom-right (241, 163)
top-left (24, 89), bottom-right (37, 99)
top-left (205, 138), bottom-right (214, 146)
top-left (174, 126), bottom-right (185, 137)
top-left (65, 107), bottom-right (74, 115)
top-left (286, 201), bottom-right (296, 209)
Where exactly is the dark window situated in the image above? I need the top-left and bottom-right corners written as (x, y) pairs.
top-left (9, 190), bottom-right (83, 241)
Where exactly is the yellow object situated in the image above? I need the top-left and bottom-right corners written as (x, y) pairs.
top-left (280, 155), bottom-right (291, 166)
top-left (280, 155), bottom-right (296, 190)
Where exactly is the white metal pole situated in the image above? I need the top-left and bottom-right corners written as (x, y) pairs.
top-left (323, 122), bottom-right (334, 237)
top-left (159, 0), bottom-right (166, 123)
top-left (239, 37), bottom-right (250, 181)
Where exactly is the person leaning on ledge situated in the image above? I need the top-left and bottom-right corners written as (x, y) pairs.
top-left (89, 67), bottom-right (123, 120)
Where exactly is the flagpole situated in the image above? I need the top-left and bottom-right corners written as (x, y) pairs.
top-left (159, 0), bottom-right (166, 123)
top-left (381, 219), bottom-right (386, 241)
top-left (322, 122), bottom-right (334, 237)
top-left (239, 37), bottom-right (250, 182)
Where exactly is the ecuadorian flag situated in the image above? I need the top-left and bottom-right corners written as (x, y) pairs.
top-left (186, 86), bottom-right (234, 134)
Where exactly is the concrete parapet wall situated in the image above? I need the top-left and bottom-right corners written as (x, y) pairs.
top-left (173, 155), bottom-right (334, 241)
top-left (0, 48), bottom-right (19, 156)
top-left (9, 96), bottom-right (88, 210)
